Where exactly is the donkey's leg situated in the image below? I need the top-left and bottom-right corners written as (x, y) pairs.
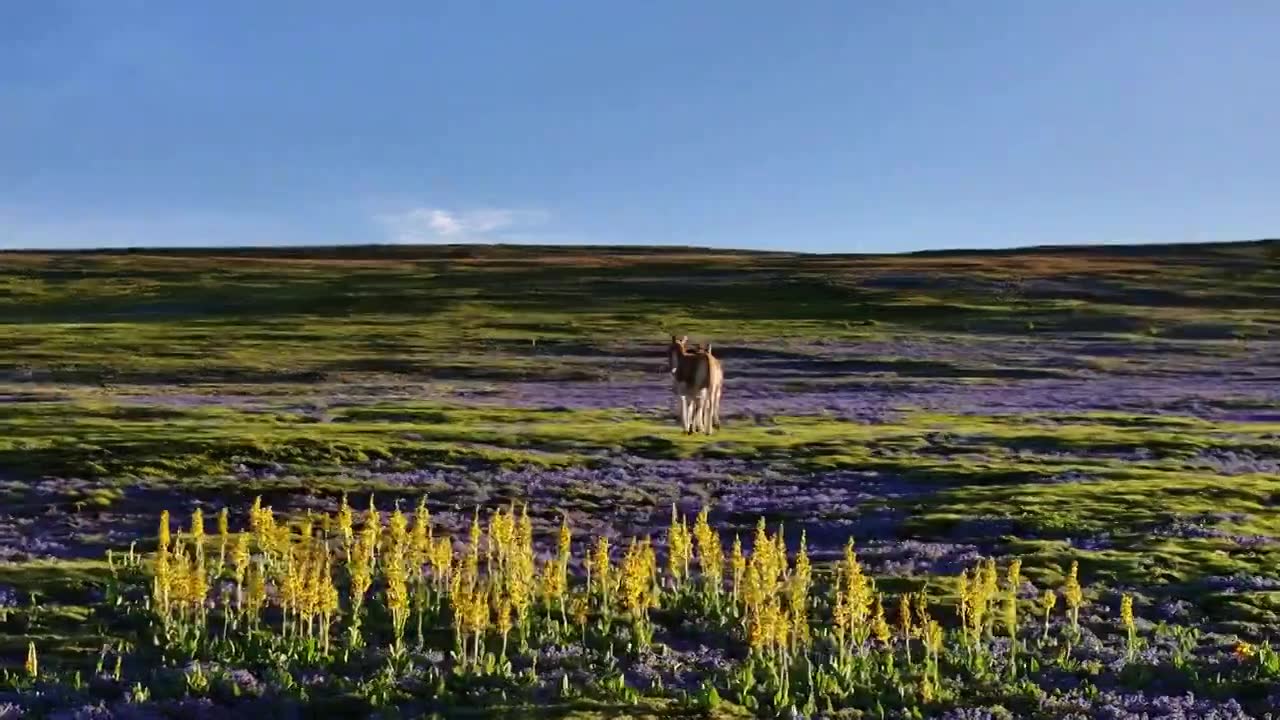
top-left (692, 393), bottom-right (704, 434)
top-left (701, 389), bottom-right (711, 435)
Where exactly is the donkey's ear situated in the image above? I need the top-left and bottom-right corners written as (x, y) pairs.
top-left (705, 343), bottom-right (713, 353)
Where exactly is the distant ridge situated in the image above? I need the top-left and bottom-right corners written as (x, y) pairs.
top-left (896, 237), bottom-right (1278, 258)
top-left (0, 238), bottom-right (1275, 259)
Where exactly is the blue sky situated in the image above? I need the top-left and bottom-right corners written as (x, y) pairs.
top-left (2, 1), bottom-right (1277, 253)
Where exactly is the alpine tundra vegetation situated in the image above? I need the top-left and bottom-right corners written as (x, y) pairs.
top-left (0, 241), bottom-right (1278, 718)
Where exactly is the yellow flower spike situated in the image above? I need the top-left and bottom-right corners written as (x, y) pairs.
top-left (232, 533), bottom-right (250, 609)
top-left (518, 503), bottom-right (532, 544)
top-left (388, 502), bottom-right (408, 549)
top-left (913, 591), bottom-right (931, 633)
top-left (980, 557), bottom-right (999, 638)
top-left (449, 577), bottom-right (472, 649)
top-left (506, 506), bottom-right (536, 633)
top-left (743, 546), bottom-right (766, 631)
top-left (217, 507), bottom-right (230, 565)
top-left (158, 509), bottom-right (172, 551)
top-left (319, 551), bottom-right (339, 651)
top-left (152, 509), bottom-right (176, 617)
top-left (25, 641), bottom-right (37, 679)
top-left (349, 527), bottom-right (375, 617)
top-left (591, 536), bottom-right (612, 608)
top-left (299, 544), bottom-right (319, 635)
top-left (432, 536), bottom-right (454, 592)
top-left (364, 495), bottom-right (381, 547)
top-left (898, 593), bottom-right (914, 664)
top-left (680, 512), bottom-right (693, 583)
top-left (752, 518), bottom-right (769, 568)
top-left (496, 591), bottom-right (514, 649)
top-left (275, 517), bottom-right (292, 558)
top-left (692, 504), bottom-right (724, 599)
top-left (486, 509), bottom-right (501, 576)
top-left (773, 522), bottom-right (786, 577)
top-left (191, 544), bottom-right (209, 613)
top-left (467, 509), bottom-right (481, 578)
top-left (166, 540), bottom-right (186, 615)
top-left (190, 508), bottom-right (205, 562)
top-left (1063, 560), bottom-right (1084, 632)
top-left (1008, 558), bottom-right (1022, 590)
top-left (468, 584), bottom-right (490, 660)
top-left (569, 592), bottom-right (590, 637)
top-left (337, 494), bottom-right (354, 558)
top-left (540, 559), bottom-right (563, 605)
top-left (279, 546), bottom-right (298, 628)
top-left (555, 512), bottom-right (572, 603)
top-left (666, 503), bottom-right (690, 590)
top-left (246, 559), bottom-right (266, 626)
top-left (965, 563), bottom-right (990, 644)
top-left (839, 539), bottom-right (872, 647)
top-left (412, 496), bottom-right (430, 577)
top-left (620, 538), bottom-right (646, 620)
top-left (252, 503), bottom-right (274, 565)
top-left (872, 593), bottom-right (891, 646)
top-left (642, 536), bottom-right (660, 611)
top-left (172, 539), bottom-right (193, 615)
top-left (832, 583), bottom-right (850, 651)
top-left (247, 498), bottom-right (259, 541)
top-left (773, 606), bottom-right (791, 659)
top-left (557, 512), bottom-right (572, 563)
top-left (1116, 586), bottom-right (1136, 661)
top-left (730, 534), bottom-right (745, 607)
top-left (709, 531), bottom-right (724, 592)
top-left (788, 530), bottom-right (812, 649)
top-left (384, 522), bottom-right (411, 649)
top-left (1040, 588), bottom-right (1058, 641)
top-left (927, 618), bottom-right (944, 653)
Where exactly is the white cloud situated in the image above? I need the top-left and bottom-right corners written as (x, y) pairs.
top-left (375, 206), bottom-right (551, 244)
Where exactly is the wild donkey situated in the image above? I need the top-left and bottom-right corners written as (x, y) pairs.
top-left (666, 336), bottom-right (723, 434)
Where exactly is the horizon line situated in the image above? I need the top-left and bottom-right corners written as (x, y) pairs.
top-left (0, 237), bottom-right (1276, 258)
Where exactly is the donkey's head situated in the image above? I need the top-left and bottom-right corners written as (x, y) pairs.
top-left (668, 335), bottom-right (692, 375)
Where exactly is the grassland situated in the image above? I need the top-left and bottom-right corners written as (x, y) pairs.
top-left (0, 240), bottom-right (1277, 717)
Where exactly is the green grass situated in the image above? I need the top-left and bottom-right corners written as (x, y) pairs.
top-left (0, 240), bottom-right (1277, 673)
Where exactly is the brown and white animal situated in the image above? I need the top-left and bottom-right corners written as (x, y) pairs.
top-left (666, 336), bottom-right (723, 434)
top-left (695, 342), bottom-right (723, 433)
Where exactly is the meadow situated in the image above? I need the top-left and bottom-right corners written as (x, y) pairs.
top-left (0, 240), bottom-right (1278, 718)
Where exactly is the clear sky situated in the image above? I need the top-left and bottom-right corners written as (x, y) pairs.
top-left (2, 1), bottom-right (1278, 253)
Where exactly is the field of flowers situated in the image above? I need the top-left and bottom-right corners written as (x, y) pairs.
top-left (0, 242), bottom-right (1277, 718)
